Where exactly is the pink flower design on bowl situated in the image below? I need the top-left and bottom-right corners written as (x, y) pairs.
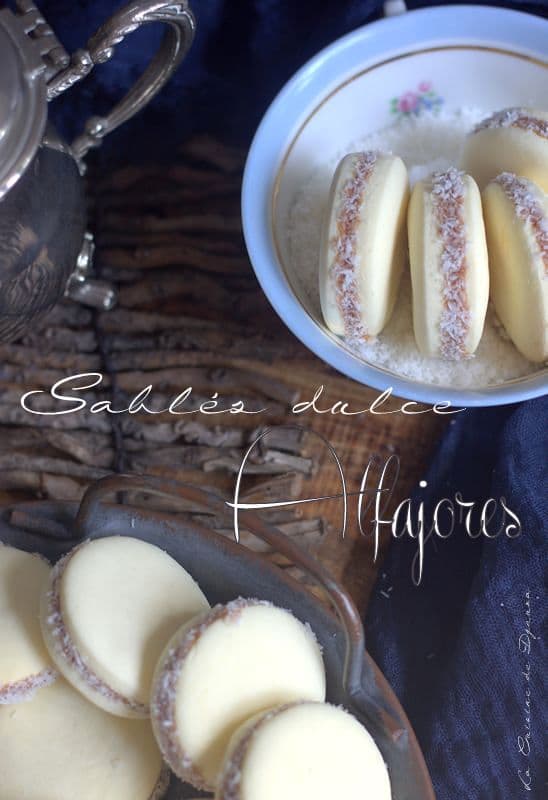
top-left (390, 82), bottom-right (444, 118)
top-left (398, 91), bottom-right (419, 113)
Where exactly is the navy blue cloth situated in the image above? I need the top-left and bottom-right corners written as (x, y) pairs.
top-left (37, 0), bottom-right (547, 159)
top-left (366, 398), bottom-right (548, 799)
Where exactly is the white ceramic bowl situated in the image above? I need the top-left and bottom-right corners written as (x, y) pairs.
top-left (242, 4), bottom-right (548, 406)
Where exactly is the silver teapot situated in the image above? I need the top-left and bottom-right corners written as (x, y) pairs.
top-left (0, 0), bottom-right (195, 341)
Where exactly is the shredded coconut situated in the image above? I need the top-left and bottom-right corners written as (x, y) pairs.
top-left (330, 152), bottom-right (378, 344)
top-left (0, 668), bottom-right (57, 704)
top-left (431, 168), bottom-right (470, 360)
top-left (285, 109), bottom-right (543, 387)
top-left (495, 172), bottom-right (548, 274)
top-left (473, 108), bottom-right (548, 139)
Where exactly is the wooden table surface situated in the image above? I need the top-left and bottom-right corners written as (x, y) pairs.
top-left (0, 136), bottom-right (445, 615)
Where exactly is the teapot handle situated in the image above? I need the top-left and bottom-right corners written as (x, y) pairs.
top-left (46, 1), bottom-right (195, 160)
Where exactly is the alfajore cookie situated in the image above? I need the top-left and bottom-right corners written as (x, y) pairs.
top-left (150, 598), bottom-right (326, 791)
top-left (40, 536), bottom-right (210, 717)
top-left (408, 168), bottom-right (489, 359)
top-left (0, 544), bottom-right (56, 704)
top-left (216, 701), bottom-right (392, 800)
top-left (0, 677), bottom-right (168, 800)
top-left (319, 151), bottom-right (409, 343)
top-left (462, 108), bottom-right (548, 192)
top-left (483, 173), bottom-right (548, 362)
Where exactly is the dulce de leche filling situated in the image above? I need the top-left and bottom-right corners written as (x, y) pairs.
top-left (431, 168), bottom-right (471, 360)
top-left (330, 152), bottom-right (378, 343)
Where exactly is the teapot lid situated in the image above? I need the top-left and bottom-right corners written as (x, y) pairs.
top-left (0, 8), bottom-right (47, 200)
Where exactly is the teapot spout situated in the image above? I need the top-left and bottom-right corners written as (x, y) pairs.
top-left (64, 232), bottom-right (117, 312)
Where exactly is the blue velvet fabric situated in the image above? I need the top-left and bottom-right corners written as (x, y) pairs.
top-left (33, 1), bottom-right (548, 796)
top-left (366, 398), bottom-right (548, 799)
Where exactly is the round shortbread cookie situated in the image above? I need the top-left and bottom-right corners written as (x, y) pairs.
top-left (40, 536), bottom-right (210, 717)
top-left (408, 167), bottom-right (489, 359)
top-left (319, 151), bottom-right (409, 343)
top-left (483, 173), bottom-right (548, 363)
top-left (216, 702), bottom-right (391, 800)
top-left (462, 108), bottom-right (548, 192)
top-left (0, 677), bottom-right (168, 800)
top-left (151, 598), bottom-right (326, 791)
top-left (0, 544), bottom-right (56, 704)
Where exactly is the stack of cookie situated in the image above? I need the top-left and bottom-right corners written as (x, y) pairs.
top-left (1, 538), bottom-right (391, 799)
top-left (320, 108), bottom-right (548, 364)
